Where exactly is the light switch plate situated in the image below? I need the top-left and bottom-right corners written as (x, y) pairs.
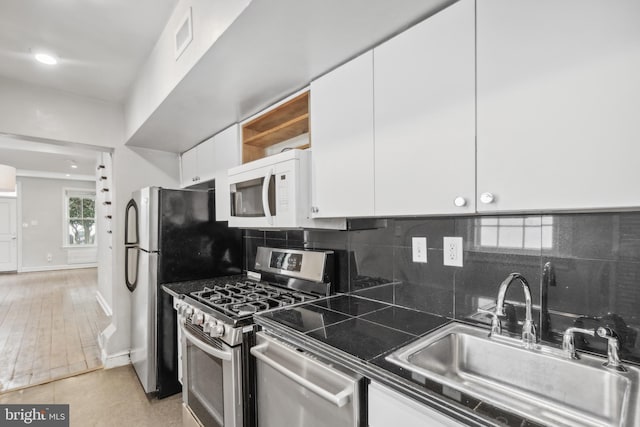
top-left (443, 237), bottom-right (463, 267)
top-left (412, 237), bottom-right (427, 263)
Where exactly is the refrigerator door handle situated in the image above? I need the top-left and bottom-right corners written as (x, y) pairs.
top-left (125, 246), bottom-right (139, 292)
top-left (125, 199), bottom-right (139, 245)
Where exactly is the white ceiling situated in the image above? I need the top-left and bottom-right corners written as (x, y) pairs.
top-left (126, 0), bottom-right (457, 153)
top-left (0, 135), bottom-right (100, 177)
top-left (0, 0), bottom-right (178, 103)
top-left (0, 0), bottom-right (176, 176)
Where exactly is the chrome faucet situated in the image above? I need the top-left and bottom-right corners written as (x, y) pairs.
top-left (597, 327), bottom-right (627, 372)
top-left (562, 327), bottom-right (595, 359)
top-left (496, 273), bottom-right (537, 348)
top-left (540, 261), bottom-right (555, 340)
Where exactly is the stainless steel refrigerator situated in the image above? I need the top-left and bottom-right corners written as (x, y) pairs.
top-left (124, 187), bottom-right (242, 397)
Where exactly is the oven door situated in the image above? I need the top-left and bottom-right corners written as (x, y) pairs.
top-left (180, 319), bottom-right (243, 427)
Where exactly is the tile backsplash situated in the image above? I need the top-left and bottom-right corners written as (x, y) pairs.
top-left (243, 212), bottom-right (640, 364)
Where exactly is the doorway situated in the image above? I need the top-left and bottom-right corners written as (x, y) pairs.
top-left (0, 134), bottom-right (113, 393)
top-left (0, 196), bottom-right (17, 272)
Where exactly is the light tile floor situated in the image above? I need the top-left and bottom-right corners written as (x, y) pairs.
top-left (0, 268), bottom-right (110, 392)
top-left (0, 365), bottom-right (183, 426)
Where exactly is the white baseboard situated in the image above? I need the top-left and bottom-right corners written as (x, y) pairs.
top-left (19, 263), bottom-right (97, 273)
top-left (101, 349), bottom-right (131, 369)
top-left (98, 324), bottom-right (130, 369)
top-left (95, 290), bottom-right (113, 317)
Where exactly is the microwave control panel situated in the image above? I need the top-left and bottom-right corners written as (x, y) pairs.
top-left (277, 174), bottom-right (289, 212)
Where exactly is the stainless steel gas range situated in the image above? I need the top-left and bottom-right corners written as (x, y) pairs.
top-left (173, 246), bottom-right (335, 427)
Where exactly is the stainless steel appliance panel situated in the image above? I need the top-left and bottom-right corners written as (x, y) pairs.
top-left (252, 332), bottom-right (361, 427)
top-left (132, 187), bottom-right (159, 252)
top-left (130, 248), bottom-right (158, 394)
top-left (181, 320), bottom-right (243, 427)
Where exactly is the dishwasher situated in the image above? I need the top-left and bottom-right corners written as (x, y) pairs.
top-left (251, 331), bottom-right (364, 427)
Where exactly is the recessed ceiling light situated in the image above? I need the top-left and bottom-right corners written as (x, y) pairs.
top-left (65, 174), bottom-right (71, 177)
top-left (34, 53), bottom-right (57, 65)
top-left (70, 164), bottom-right (78, 169)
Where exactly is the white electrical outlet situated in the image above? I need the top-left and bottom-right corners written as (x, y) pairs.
top-left (443, 237), bottom-right (463, 267)
top-left (46, 253), bottom-right (53, 263)
top-left (412, 237), bottom-right (427, 263)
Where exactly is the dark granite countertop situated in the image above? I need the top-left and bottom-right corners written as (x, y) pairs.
top-left (255, 294), bottom-right (545, 427)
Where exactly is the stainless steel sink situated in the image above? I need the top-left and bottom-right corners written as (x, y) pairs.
top-left (386, 322), bottom-right (640, 427)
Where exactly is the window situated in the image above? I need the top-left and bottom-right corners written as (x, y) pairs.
top-left (64, 189), bottom-right (96, 246)
top-left (475, 216), bottom-right (554, 253)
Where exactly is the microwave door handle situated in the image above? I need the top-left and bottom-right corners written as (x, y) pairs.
top-left (262, 168), bottom-right (274, 225)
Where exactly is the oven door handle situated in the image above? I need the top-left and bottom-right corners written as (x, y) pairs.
top-left (261, 168), bottom-right (273, 225)
top-left (179, 319), bottom-right (233, 361)
top-left (250, 343), bottom-right (353, 408)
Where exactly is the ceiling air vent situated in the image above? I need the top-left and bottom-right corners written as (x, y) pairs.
top-left (175, 7), bottom-right (193, 60)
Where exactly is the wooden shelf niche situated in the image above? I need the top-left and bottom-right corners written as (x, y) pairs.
top-left (242, 91), bottom-right (310, 163)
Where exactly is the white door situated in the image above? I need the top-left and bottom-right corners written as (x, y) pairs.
top-left (0, 197), bottom-right (17, 272)
top-left (477, 0), bottom-right (640, 212)
top-left (180, 147), bottom-right (199, 187)
top-left (310, 50), bottom-right (375, 218)
top-left (373, 0), bottom-right (476, 216)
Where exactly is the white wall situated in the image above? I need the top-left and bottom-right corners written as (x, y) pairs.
top-left (104, 146), bottom-right (179, 359)
top-left (0, 76), bottom-right (122, 148)
top-left (125, 0), bottom-right (250, 142)
top-left (96, 152), bottom-right (114, 315)
top-left (18, 176), bottom-right (96, 271)
top-left (0, 77), bottom-right (181, 366)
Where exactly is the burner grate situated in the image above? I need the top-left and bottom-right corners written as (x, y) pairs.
top-left (189, 279), bottom-right (318, 318)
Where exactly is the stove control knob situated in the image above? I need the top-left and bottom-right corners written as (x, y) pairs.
top-left (192, 311), bottom-right (205, 325)
top-left (184, 307), bottom-right (194, 317)
top-left (210, 324), bottom-right (225, 338)
top-left (203, 321), bottom-right (215, 334)
top-left (178, 303), bottom-right (187, 315)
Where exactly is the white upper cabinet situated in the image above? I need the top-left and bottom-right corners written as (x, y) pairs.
top-left (477, 0), bottom-right (640, 212)
top-left (209, 124), bottom-right (241, 178)
top-left (180, 147), bottom-right (199, 187)
top-left (180, 124), bottom-right (240, 188)
top-left (196, 136), bottom-right (217, 184)
top-left (373, 0), bottom-right (476, 216)
top-left (310, 51), bottom-right (375, 218)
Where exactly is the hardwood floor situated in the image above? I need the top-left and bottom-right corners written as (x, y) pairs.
top-left (0, 268), bottom-right (109, 392)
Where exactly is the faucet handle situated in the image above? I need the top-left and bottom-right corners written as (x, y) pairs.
top-left (562, 327), bottom-right (595, 359)
top-left (596, 327), bottom-right (627, 372)
top-left (478, 307), bottom-right (502, 336)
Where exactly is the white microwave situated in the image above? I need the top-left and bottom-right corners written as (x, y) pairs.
top-left (228, 149), bottom-right (344, 230)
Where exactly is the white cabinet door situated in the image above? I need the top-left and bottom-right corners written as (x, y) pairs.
top-left (310, 51), bottom-right (375, 218)
top-left (373, 0), bottom-right (476, 216)
top-left (195, 135), bottom-right (216, 183)
top-left (368, 382), bottom-right (465, 427)
top-left (181, 124), bottom-right (240, 189)
top-left (211, 124), bottom-right (240, 173)
top-left (477, 0), bottom-right (640, 212)
top-left (180, 147), bottom-right (198, 188)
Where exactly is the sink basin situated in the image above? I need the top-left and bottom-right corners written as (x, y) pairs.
top-left (386, 322), bottom-right (640, 427)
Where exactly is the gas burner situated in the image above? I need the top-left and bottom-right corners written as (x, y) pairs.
top-left (188, 279), bottom-right (320, 319)
top-left (230, 301), bottom-right (271, 316)
top-left (210, 297), bottom-right (236, 305)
